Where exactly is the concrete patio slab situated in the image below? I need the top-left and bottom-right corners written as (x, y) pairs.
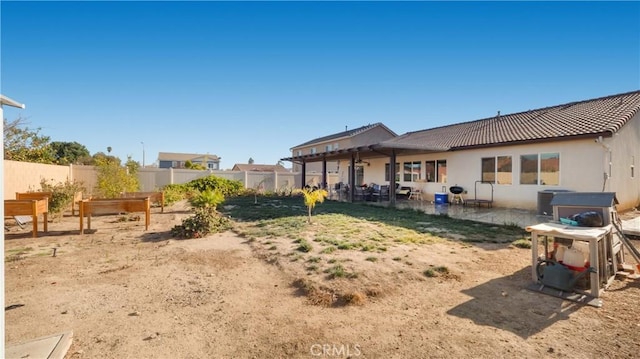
top-left (5, 330), bottom-right (73, 359)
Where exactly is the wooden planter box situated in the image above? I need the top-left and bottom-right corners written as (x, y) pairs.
top-left (4, 199), bottom-right (49, 238)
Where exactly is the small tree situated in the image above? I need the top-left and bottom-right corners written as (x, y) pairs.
top-left (3, 117), bottom-right (55, 163)
top-left (171, 189), bottom-right (230, 239)
top-left (297, 188), bottom-right (328, 223)
top-left (95, 155), bottom-right (140, 198)
top-left (185, 160), bottom-right (206, 170)
top-left (50, 141), bottom-right (90, 165)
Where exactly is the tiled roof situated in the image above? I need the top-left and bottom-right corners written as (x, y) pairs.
top-left (292, 123), bottom-right (396, 148)
top-left (378, 90), bottom-right (640, 151)
top-left (232, 164), bottom-right (289, 172)
top-left (158, 152), bottom-right (220, 161)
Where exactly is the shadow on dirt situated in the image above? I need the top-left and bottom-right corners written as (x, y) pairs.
top-left (3, 230), bottom-right (78, 240)
top-left (447, 266), bottom-right (584, 339)
top-left (139, 231), bottom-right (174, 243)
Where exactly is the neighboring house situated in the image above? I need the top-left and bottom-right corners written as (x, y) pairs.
top-left (284, 90), bottom-right (640, 211)
top-left (232, 164), bottom-right (290, 172)
top-left (289, 123), bottom-right (398, 183)
top-left (158, 152), bottom-right (221, 170)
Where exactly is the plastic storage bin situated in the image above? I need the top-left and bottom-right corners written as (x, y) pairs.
top-left (434, 192), bottom-right (449, 204)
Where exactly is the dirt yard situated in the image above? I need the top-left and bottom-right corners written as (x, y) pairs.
top-left (4, 201), bottom-right (640, 358)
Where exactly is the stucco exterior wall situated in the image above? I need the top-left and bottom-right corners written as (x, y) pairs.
top-left (291, 126), bottom-right (396, 173)
top-left (360, 138), bottom-right (625, 210)
top-left (604, 113), bottom-right (640, 210)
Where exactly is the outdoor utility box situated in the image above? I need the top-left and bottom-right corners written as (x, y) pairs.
top-left (537, 189), bottom-right (574, 216)
top-left (549, 192), bottom-right (618, 225)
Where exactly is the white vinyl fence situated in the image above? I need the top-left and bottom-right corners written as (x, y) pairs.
top-left (4, 160), bottom-right (339, 199)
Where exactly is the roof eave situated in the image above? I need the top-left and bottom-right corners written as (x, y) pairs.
top-left (0, 95), bottom-right (25, 109)
top-left (449, 131), bottom-right (614, 151)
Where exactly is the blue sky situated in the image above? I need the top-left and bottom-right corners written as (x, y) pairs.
top-left (2, 1), bottom-right (639, 169)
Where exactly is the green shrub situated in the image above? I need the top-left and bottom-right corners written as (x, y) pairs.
top-left (184, 175), bottom-right (243, 197)
top-left (171, 207), bottom-right (232, 239)
top-left (39, 179), bottom-right (85, 220)
top-left (162, 184), bottom-right (187, 205)
top-left (188, 189), bottom-right (225, 209)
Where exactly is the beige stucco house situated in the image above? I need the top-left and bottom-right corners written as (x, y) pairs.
top-left (158, 152), bottom-right (221, 170)
top-left (285, 90), bottom-right (640, 211)
top-left (289, 123), bottom-right (397, 185)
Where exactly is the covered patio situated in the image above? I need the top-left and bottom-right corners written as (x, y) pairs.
top-left (283, 141), bottom-right (448, 206)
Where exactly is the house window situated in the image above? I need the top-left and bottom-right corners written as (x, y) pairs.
top-left (334, 143), bottom-right (339, 150)
top-left (296, 150), bottom-right (302, 156)
top-left (425, 161), bottom-right (435, 182)
top-left (403, 161), bottom-right (422, 182)
top-left (385, 163), bottom-right (401, 182)
top-left (437, 160), bottom-right (447, 183)
top-left (520, 154), bottom-right (538, 184)
top-left (325, 144), bottom-right (333, 152)
top-left (348, 165), bottom-right (365, 186)
top-left (540, 153), bottom-right (559, 185)
top-left (310, 147), bottom-right (317, 154)
top-left (520, 153), bottom-right (560, 185)
top-left (481, 156), bottom-right (512, 184)
top-left (497, 156), bottom-right (513, 184)
top-left (481, 157), bottom-right (495, 183)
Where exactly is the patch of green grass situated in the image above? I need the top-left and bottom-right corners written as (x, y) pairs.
top-left (337, 241), bottom-right (355, 250)
top-left (327, 258), bottom-right (337, 264)
top-left (424, 268), bottom-right (437, 277)
top-left (326, 264), bottom-right (346, 278)
top-left (6, 247), bottom-right (33, 254)
top-left (365, 256), bottom-right (378, 262)
top-left (512, 238), bottom-right (532, 249)
top-left (360, 243), bottom-right (376, 252)
top-left (320, 246), bottom-right (336, 254)
top-left (392, 257), bottom-right (402, 261)
top-left (221, 195), bottom-right (529, 246)
top-left (306, 264), bottom-right (319, 272)
top-left (434, 265), bottom-right (449, 274)
top-left (268, 245), bottom-right (277, 250)
top-left (296, 239), bottom-right (313, 253)
top-left (424, 265), bottom-right (449, 278)
top-left (307, 256), bottom-right (322, 263)
top-left (325, 264), bottom-right (358, 279)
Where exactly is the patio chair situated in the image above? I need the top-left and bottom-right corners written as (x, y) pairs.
top-left (409, 187), bottom-right (423, 201)
top-left (373, 185), bottom-right (390, 202)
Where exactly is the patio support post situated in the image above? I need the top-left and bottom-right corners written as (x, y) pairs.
top-left (349, 152), bottom-right (356, 202)
top-left (322, 158), bottom-right (327, 189)
top-left (301, 161), bottom-right (307, 189)
top-left (390, 150), bottom-right (397, 206)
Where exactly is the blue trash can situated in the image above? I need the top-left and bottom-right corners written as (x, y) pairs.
top-left (434, 192), bottom-right (449, 204)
